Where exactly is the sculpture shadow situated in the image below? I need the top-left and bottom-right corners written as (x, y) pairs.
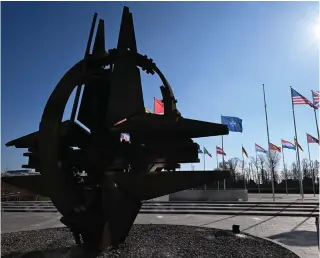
top-left (268, 230), bottom-right (318, 247)
top-left (1, 247), bottom-right (99, 258)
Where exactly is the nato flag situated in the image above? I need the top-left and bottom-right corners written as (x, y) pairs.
top-left (221, 116), bottom-right (243, 133)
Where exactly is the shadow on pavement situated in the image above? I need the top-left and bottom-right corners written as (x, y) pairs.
top-left (268, 230), bottom-right (318, 247)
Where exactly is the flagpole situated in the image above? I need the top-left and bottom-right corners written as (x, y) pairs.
top-left (255, 147), bottom-right (260, 194)
top-left (307, 139), bottom-right (315, 197)
top-left (263, 84), bottom-right (275, 202)
top-left (312, 91), bottom-right (320, 139)
top-left (203, 147), bottom-right (206, 190)
top-left (281, 145), bottom-right (288, 195)
top-left (203, 149), bottom-right (205, 171)
top-left (216, 149), bottom-right (219, 169)
top-left (242, 145), bottom-right (246, 190)
top-left (191, 163), bottom-right (194, 190)
top-left (313, 109), bottom-right (319, 139)
top-left (290, 86), bottom-right (304, 201)
top-left (221, 135), bottom-right (226, 190)
top-left (216, 150), bottom-right (219, 190)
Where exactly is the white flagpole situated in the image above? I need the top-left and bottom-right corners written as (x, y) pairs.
top-left (263, 84), bottom-right (275, 202)
top-left (311, 90), bottom-right (320, 139)
top-left (290, 86), bottom-right (304, 201)
top-left (242, 145), bottom-right (246, 190)
top-left (204, 147), bottom-right (207, 190)
top-left (281, 144), bottom-right (288, 195)
top-left (216, 149), bottom-right (219, 190)
top-left (216, 149), bottom-right (219, 168)
top-left (307, 137), bottom-right (315, 197)
top-left (221, 135), bottom-right (226, 190)
top-left (255, 147), bottom-right (260, 194)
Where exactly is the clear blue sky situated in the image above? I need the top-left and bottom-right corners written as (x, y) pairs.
top-left (1, 1), bottom-right (319, 172)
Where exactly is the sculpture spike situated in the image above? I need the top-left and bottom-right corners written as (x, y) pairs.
top-left (92, 19), bottom-right (106, 57)
top-left (117, 6), bottom-right (137, 53)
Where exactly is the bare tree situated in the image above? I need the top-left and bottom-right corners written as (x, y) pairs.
top-left (225, 158), bottom-right (240, 182)
top-left (279, 169), bottom-right (287, 181)
top-left (312, 160), bottom-right (319, 184)
top-left (250, 156), bottom-right (260, 184)
top-left (301, 158), bottom-right (312, 179)
top-left (291, 162), bottom-right (299, 180)
top-left (258, 154), bottom-right (267, 183)
top-left (266, 150), bottom-right (281, 185)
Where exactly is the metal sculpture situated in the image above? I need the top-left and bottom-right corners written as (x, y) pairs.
top-left (4, 7), bottom-right (230, 252)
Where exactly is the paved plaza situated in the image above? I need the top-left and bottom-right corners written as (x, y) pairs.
top-left (1, 194), bottom-right (319, 258)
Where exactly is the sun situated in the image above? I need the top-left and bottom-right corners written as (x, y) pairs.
top-left (312, 18), bottom-right (320, 39)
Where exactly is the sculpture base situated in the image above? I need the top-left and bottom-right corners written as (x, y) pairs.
top-left (169, 189), bottom-right (248, 202)
top-left (1, 224), bottom-right (298, 258)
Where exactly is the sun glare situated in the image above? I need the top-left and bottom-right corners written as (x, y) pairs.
top-left (313, 19), bottom-right (320, 39)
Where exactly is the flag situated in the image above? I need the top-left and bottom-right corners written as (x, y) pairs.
top-left (294, 137), bottom-right (303, 151)
top-left (221, 116), bottom-right (243, 132)
top-left (255, 143), bottom-right (267, 153)
top-left (291, 88), bottom-right (313, 107)
top-left (203, 147), bottom-right (212, 157)
top-left (242, 146), bottom-right (248, 158)
top-left (312, 90), bottom-right (320, 109)
top-left (120, 133), bottom-right (129, 142)
top-left (307, 133), bottom-right (319, 144)
top-left (154, 98), bottom-right (164, 114)
top-left (269, 143), bottom-right (281, 152)
top-left (198, 148), bottom-right (203, 154)
top-left (281, 139), bottom-right (296, 150)
top-left (145, 107), bottom-right (152, 113)
top-left (114, 118), bottom-right (127, 126)
top-left (216, 146), bottom-right (226, 156)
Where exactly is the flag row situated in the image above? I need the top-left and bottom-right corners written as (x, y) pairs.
top-left (197, 132), bottom-right (319, 160)
top-left (122, 87), bottom-right (319, 158)
top-left (146, 88), bottom-right (319, 114)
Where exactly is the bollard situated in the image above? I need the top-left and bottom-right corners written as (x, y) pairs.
top-left (232, 225), bottom-right (240, 234)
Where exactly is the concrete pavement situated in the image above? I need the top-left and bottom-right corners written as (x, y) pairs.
top-left (1, 193), bottom-right (319, 257)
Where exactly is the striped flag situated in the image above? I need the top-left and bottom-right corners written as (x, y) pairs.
top-left (216, 146), bottom-right (226, 156)
top-left (291, 88), bottom-right (313, 107)
top-left (242, 146), bottom-right (248, 158)
top-left (312, 90), bottom-right (320, 108)
top-left (269, 143), bottom-right (281, 152)
top-left (255, 143), bottom-right (267, 153)
top-left (281, 139), bottom-right (296, 150)
top-left (294, 137), bottom-right (303, 151)
top-left (307, 133), bottom-right (319, 144)
top-left (120, 133), bottom-right (130, 142)
top-left (203, 147), bottom-right (212, 157)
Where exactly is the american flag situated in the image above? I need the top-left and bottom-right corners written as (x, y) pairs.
top-left (291, 88), bottom-right (312, 106)
top-left (312, 90), bottom-right (319, 108)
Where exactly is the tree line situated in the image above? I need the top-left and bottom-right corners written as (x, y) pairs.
top-left (211, 152), bottom-right (319, 193)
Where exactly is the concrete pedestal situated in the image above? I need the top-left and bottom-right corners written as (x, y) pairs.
top-left (147, 195), bottom-right (169, 202)
top-left (169, 189), bottom-right (248, 202)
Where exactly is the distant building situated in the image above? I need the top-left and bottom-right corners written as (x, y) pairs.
top-left (2, 169), bottom-right (40, 177)
top-left (1, 169), bottom-right (41, 201)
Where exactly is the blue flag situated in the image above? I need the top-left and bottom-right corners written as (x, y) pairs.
top-left (198, 148), bottom-right (203, 154)
top-left (221, 116), bottom-right (243, 133)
